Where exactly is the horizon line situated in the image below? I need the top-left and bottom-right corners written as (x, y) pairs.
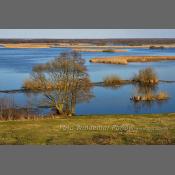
top-left (1, 37), bottom-right (175, 40)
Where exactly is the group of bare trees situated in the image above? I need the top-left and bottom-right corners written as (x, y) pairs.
top-left (0, 97), bottom-right (32, 120)
top-left (24, 51), bottom-right (92, 116)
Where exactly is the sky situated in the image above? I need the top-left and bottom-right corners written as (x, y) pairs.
top-left (0, 29), bottom-right (175, 39)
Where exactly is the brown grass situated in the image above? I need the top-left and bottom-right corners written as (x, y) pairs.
top-left (90, 57), bottom-right (128, 64)
top-left (0, 97), bottom-right (34, 120)
top-left (132, 67), bottom-right (159, 85)
top-left (103, 75), bottom-right (122, 86)
top-left (2, 43), bottom-right (52, 48)
top-left (89, 56), bottom-right (175, 65)
top-left (156, 91), bottom-right (169, 100)
top-left (131, 91), bottom-right (169, 101)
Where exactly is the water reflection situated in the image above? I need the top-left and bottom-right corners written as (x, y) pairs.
top-left (131, 82), bottom-right (169, 113)
top-left (0, 47), bottom-right (175, 115)
top-left (134, 83), bottom-right (158, 96)
top-left (132, 97), bottom-right (168, 113)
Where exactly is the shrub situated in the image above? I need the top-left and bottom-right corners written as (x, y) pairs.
top-left (131, 91), bottom-right (169, 101)
top-left (23, 79), bottom-right (54, 91)
top-left (156, 91), bottom-right (169, 100)
top-left (0, 97), bottom-right (32, 120)
top-left (132, 67), bottom-right (159, 85)
top-left (149, 46), bottom-right (164, 49)
top-left (102, 49), bottom-right (114, 52)
top-left (142, 92), bottom-right (155, 101)
top-left (103, 75), bottom-right (122, 86)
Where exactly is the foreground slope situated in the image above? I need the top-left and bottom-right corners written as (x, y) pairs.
top-left (0, 114), bottom-right (174, 145)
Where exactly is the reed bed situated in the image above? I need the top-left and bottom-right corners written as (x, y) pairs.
top-left (2, 43), bottom-right (52, 48)
top-left (90, 56), bottom-right (175, 65)
top-left (103, 75), bottom-right (123, 86)
top-left (131, 91), bottom-right (169, 102)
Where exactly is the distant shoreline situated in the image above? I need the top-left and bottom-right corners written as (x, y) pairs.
top-left (1, 40), bottom-right (175, 49)
top-left (1, 43), bottom-right (175, 49)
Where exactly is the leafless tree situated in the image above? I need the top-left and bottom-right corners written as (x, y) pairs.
top-left (24, 51), bottom-right (92, 116)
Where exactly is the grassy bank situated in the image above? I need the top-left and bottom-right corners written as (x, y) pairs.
top-left (0, 113), bottom-right (174, 145)
top-left (90, 56), bottom-right (175, 65)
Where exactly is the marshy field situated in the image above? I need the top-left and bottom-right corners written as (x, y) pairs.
top-left (0, 38), bottom-right (175, 145)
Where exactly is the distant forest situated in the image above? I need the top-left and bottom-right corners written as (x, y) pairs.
top-left (1, 38), bottom-right (175, 45)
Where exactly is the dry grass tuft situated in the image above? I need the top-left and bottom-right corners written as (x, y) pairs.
top-left (131, 91), bottom-right (169, 101)
top-left (103, 75), bottom-right (122, 86)
top-left (132, 67), bottom-right (159, 85)
top-left (90, 57), bottom-right (128, 64)
top-left (156, 91), bottom-right (169, 100)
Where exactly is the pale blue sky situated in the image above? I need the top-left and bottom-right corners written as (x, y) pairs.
top-left (0, 29), bottom-right (175, 39)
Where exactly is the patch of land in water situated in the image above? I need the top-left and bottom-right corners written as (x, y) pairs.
top-left (90, 56), bottom-right (175, 65)
top-left (1, 43), bottom-right (52, 48)
top-left (72, 48), bottom-right (127, 52)
top-left (0, 113), bottom-right (174, 145)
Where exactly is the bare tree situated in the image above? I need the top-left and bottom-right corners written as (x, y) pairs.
top-left (24, 51), bottom-right (92, 116)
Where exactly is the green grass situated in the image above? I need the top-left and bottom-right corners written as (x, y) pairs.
top-left (0, 113), bottom-right (175, 145)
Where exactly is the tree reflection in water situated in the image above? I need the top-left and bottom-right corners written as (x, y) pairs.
top-left (132, 83), bottom-right (168, 113)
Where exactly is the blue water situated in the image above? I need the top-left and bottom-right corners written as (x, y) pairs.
top-left (0, 47), bottom-right (175, 115)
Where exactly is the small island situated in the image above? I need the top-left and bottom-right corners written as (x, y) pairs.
top-left (89, 55), bottom-right (175, 64)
